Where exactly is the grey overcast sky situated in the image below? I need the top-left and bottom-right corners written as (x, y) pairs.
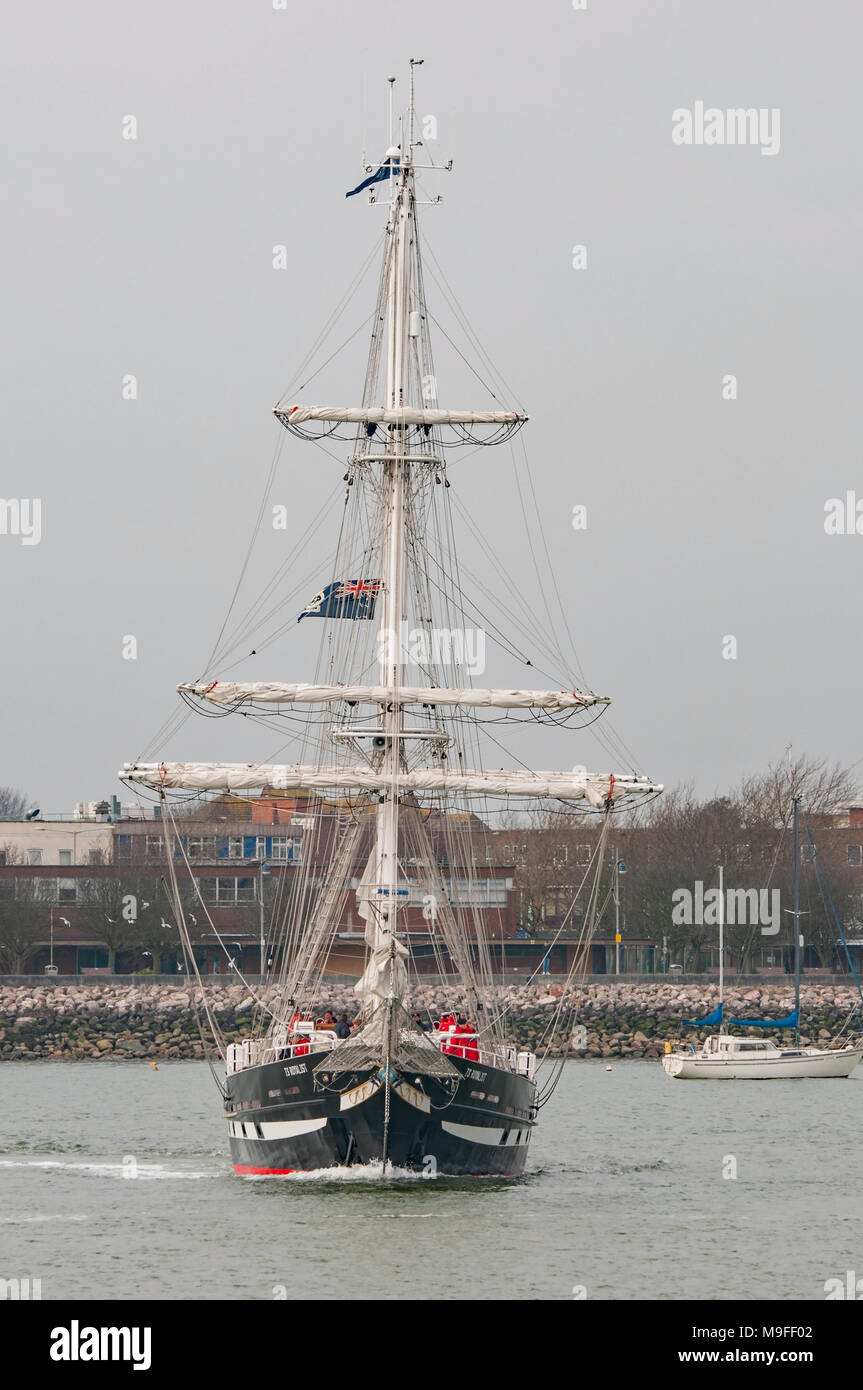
top-left (2, 0), bottom-right (861, 812)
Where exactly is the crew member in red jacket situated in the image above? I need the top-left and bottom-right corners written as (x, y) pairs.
top-left (463, 1020), bottom-right (480, 1062)
top-left (449, 1016), bottom-right (471, 1059)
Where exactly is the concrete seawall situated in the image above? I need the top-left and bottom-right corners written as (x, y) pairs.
top-left (1, 981), bottom-right (859, 1060)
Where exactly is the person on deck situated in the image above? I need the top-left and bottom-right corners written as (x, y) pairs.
top-left (463, 1022), bottom-right (480, 1062)
top-left (448, 1019), bottom-right (472, 1059)
top-left (334, 1014), bottom-right (351, 1039)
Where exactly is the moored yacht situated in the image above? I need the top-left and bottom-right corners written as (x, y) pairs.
top-left (662, 1032), bottom-right (862, 1080)
top-left (662, 798), bottom-right (863, 1081)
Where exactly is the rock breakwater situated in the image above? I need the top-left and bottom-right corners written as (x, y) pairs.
top-left (0, 981), bottom-right (858, 1061)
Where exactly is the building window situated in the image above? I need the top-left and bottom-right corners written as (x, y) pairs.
top-left (848, 845), bottom-right (863, 866)
top-left (27, 849), bottom-right (43, 866)
top-left (546, 886), bottom-right (571, 918)
top-left (77, 948), bottom-right (109, 971)
top-left (88, 849), bottom-right (102, 865)
top-left (187, 836), bottom-right (217, 861)
top-left (216, 878), bottom-right (235, 904)
top-left (271, 837), bottom-right (297, 862)
top-left (58, 878), bottom-right (78, 904)
top-left (576, 844), bottom-right (591, 866)
top-left (552, 846), bottom-right (568, 869)
top-left (735, 843), bottom-right (751, 865)
top-left (228, 837), bottom-right (244, 859)
top-left (446, 878), bottom-right (509, 908)
top-left (502, 844), bottom-right (527, 866)
top-left (236, 876), bottom-right (256, 903)
top-left (146, 836), bottom-right (164, 859)
top-left (208, 876), bottom-right (258, 905)
top-left (58, 849), bottom-right (72, 866)
top-left (0, 850), bottom-right (6, 866)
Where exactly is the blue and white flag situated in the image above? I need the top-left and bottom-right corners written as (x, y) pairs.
top-left (346, 157), bottom-right (399, 199)
top-left (298, 579), bottom-right (382, 622)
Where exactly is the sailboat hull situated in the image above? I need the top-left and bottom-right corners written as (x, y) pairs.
top-left (662, 1046), bottom-right (863, 1080)
top-left (226, 1049), bottom-right (536, 1176)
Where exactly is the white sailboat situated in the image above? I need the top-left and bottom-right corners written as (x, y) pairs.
top-left (121, 62), bottom-right (663, 1173)
top-left (662, 801), bottom-right (863, 1080)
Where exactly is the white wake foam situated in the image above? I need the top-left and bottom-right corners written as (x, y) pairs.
top-left (243, 1161), bottom-right (437, 1182)
top-left (0, 1159), bottom-right (221, 1180)
top-left (0, 1212), bottom-right (89, 1224)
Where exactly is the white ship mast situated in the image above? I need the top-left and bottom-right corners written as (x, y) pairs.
top-left (121, 62), bottom-right (662, 1018)
top-left (372, 67), bottom-right (413, 1008)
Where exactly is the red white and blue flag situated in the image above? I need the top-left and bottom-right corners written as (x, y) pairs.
top-left (298, 580), bottom-right (382, 622)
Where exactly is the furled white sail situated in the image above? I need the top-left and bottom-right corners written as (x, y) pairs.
top-left (275, 405), bottom-right (527, 426)
top-left (353, 850), bottom-right (409, 1006)
top-left (178, 681), bottom-right (609, 712)
top-left (121, 762), bottom-right (661, 806)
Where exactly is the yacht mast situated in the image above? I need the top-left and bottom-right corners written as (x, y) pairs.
top-left (793, 795), bottom-right (801, 1042)
top-left (718, 863), bottom-right (724, 1029)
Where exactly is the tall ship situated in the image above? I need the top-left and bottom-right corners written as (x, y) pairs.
top-left (121, 62), bottom-right (662, 1175)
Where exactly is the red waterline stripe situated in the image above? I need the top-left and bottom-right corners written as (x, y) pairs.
top-left (234, 1164), bottom-right (296, 1175)
top-left (235, 1164), bottom-right (520, 1178)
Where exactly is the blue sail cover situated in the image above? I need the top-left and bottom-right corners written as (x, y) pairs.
top-left (682, 1003), bottom-right (723, 1027)
top-left (728, 1009), bottom-right (799, 1029)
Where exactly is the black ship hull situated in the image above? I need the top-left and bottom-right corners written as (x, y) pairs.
top-left (225, 1049), bottom-right (536, 1177)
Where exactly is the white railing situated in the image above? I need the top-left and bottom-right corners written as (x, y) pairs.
top-left (226, 1030), bottom-right (338, 1074)
top-left (226, 1027), bottom-right (536, 1079)
top-left (431, 1031), bottom-right (527, 1074)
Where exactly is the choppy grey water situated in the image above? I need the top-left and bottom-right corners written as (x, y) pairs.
top-left (1, 1060), bottom-right (860, 1301)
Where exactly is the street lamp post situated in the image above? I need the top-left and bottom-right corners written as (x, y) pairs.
top-left (257, 860), bottom-right (270, 978)
top-left (46, 907), bottom-right (71, 975)
top-left (612, 850), bottom-right (627, 975)
top-left (614, 848), bottom-right (620, 975)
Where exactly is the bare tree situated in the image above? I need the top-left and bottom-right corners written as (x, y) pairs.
top-left (80, 849), bottom-right (169, 971)
top-left (736, 753), bottom-right (859, 829)
top-left (0, 859), bottom-right (47, 973)
top-left (0, 787), bottom-right (29, 820)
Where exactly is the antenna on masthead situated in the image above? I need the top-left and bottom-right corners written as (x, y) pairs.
top-left (408, 57), bottom-right (423, 151)
top-left (387, 75), bottom-right (396, 151)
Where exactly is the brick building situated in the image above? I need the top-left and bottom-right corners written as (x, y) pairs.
top-left (3, 796), bottom-right (863, 979)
